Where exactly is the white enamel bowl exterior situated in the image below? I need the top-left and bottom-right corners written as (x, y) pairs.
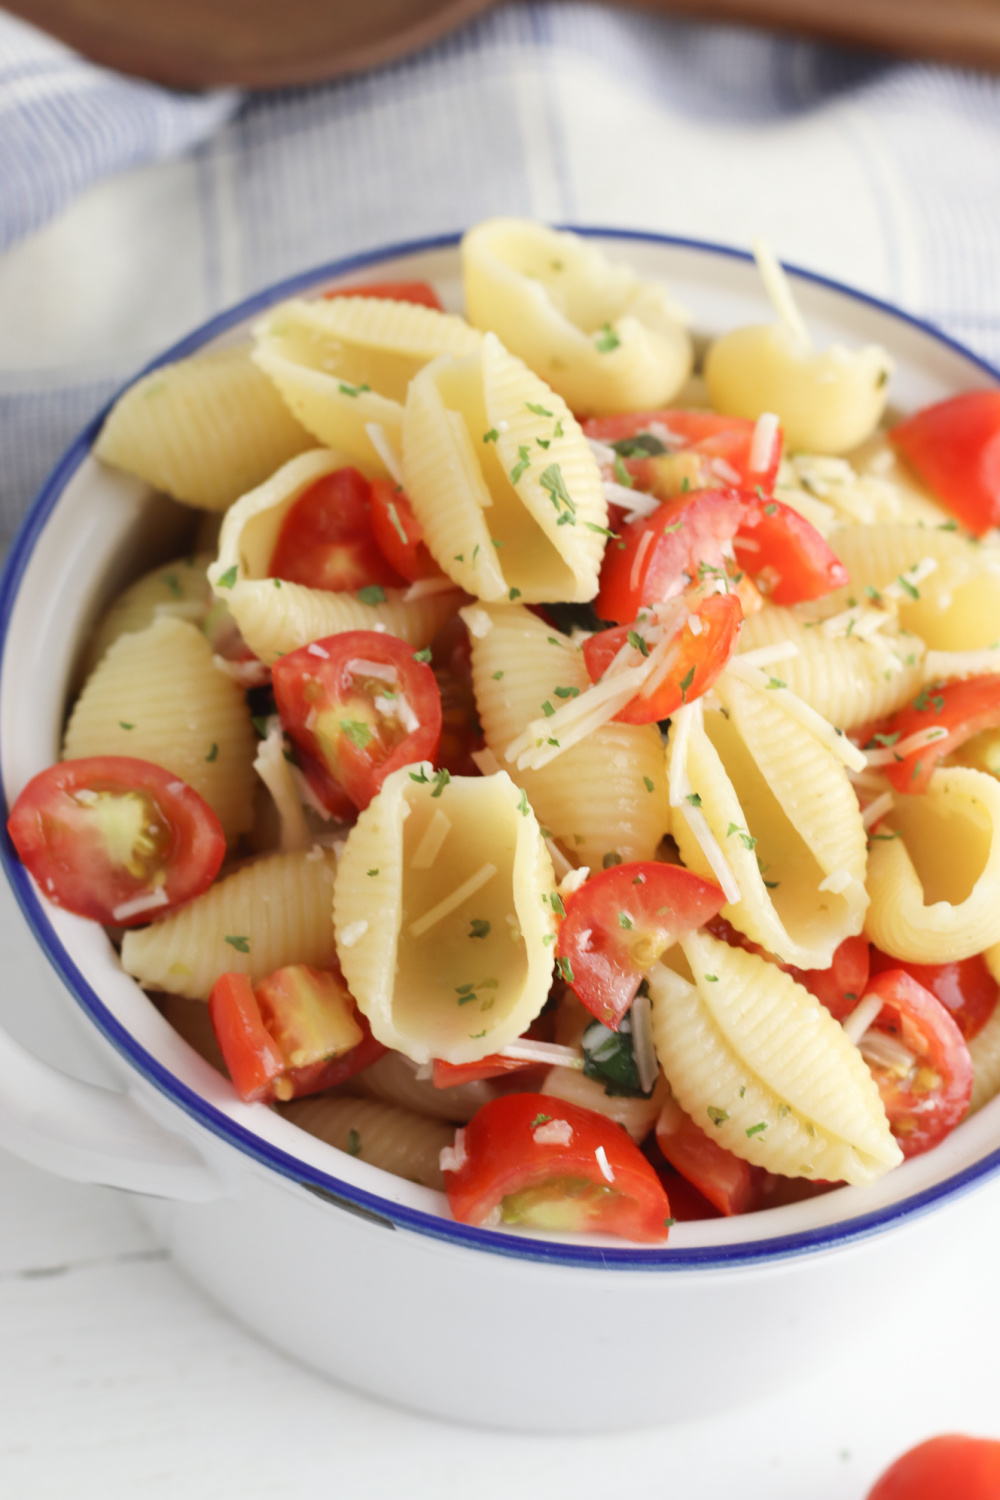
top-left (3, 232), bottom-right (1000, 1431)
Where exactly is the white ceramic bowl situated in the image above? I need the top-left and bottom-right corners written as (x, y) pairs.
top-left (3, 231), bottom-right (1000, 1432)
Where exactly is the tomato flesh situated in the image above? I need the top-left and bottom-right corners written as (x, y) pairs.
top-left (866, 1435), bottom-right (1000, 1500)
top-left (209, 964), bottom-right (385, 1104)
top-left (272, 630), bottom-right (442, 811)
top-left (655, 1090), bottom-right (759, 1216)
top-left (443, 1093), bottom-right (673, 1243)
top-left (875, 675), bottom-right (1000, 794)
top-left (7, 756), bottom-right (225, 926)
top-left (860, 969), bottom-right (973, 1158)
top-left (581, 590), bottom-right (743, 722)
top-left (270, 468), bottom-right (405, 594)
top-left (583, 408), bottom-right (782, 495)
top-left (707, 917), bottom-right (870, 1023)
top-left (321, 279), bottom-right (444, 311)
top-left (869, 946), bottom-right (998, 1041)
top-left (369, 478), bottom-right (443, 583)
top-left (891, 390), bottom-right (1000, 536)
top-left (731, 495), bottom-right (848, 605)
top-left (557, 862), bottom-right (726, 1028)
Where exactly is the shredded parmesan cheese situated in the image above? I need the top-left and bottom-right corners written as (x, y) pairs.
top-left (753, 238), bottom-right (812, 351)
top-left (558, 865), bottom-right (590, 898)
top-left (533, 1119), bottom-right (574, 1147)
top-left (498, 1041), bottom-right (584, 1069)
top-left (817, 868), bottom-right (853, 895)
top-left (630, 993), bottom-right (658, 1095)
top-left (339, 919), bottom-right (369, 949)
top-left (439, 1128), bottom-right (467, 1174)
top-left (723, 658), bottom-right (867, 772)
top-left (924, 646), bottom-right (1000, 682)
top-left (403, 577), bottom-right (460, 601)
top-left (748, 411), bottom-right (779, 475)
top-left (410, 809), bottom-right (452, 870)
top-left (668, 700), bottom-right (742, 905)
top-left (842, 993), bottom-right (884, 1046)
top-left (864, 726), bottom-right (947, 767)
top-left (460, 605), bottom-right (493, 639)
top-left (738, 641), bottom-right (800, 670)
top-left (408, 863), bottom-right (498, 937)
top-left (594, 1145), bottom-right (615, 1183)
top-left (112, 887), bottom-right (171, 923)
top-left (861, 791), bottom-right (895, 830)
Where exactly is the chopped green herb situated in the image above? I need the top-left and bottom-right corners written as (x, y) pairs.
top-left (492, 669), bottom-right (504, 680)
top-left (868, 730), bottom-right (900, 748)
top-left (602, 851), bottom-right (623, 868)
top-left (469, 919), bottom-right (491, 939)
top-left (526, 402), bottom-right (553, 418)
top-left (897, 573), bottom-right (920, 600)
top-left (938, 519), bottom-right (958, 531)
top-left (764, 503), bottom-right (778, 516)
top-left (338, 381), bottom-right (371, 397)
top-left (679, 665), bottom-right (695, 702)
top-left (870, 829), bottom-right (902, 841)
top-left (409, 766), bottom-right (430, 784)
top-left (584, 521), bottom-right (619, 537)
top-left (581, 1018), bottom-right (650, 1098)
top-left (685, 792), bottom-right (702, 807)
top-left (594, 323), bottom-right (620, 353)
top-left (613, 453), bottom-right (634, 489)
top-left (643, 776), bottom-right (655, 793)
top-left (509, 587), bottom-right (521, 601)
top-left (217, 564), bottom-right (238, 590)
top-left (529, 1112), bottom-right (553, 1129)
top-left (865, 585), bottom-right (883, 603)
top-left (340, 719), bottom-right (373, 750)
top-left (510, 445), bottom-right (532, 484)
top-left (627, 629), bottom-right (649, 657)
top-left (610, 432), bottom-right (666, 460)
top-left (746, 1122), bottom-right (767, 1138)
top-left (550, 891), bottom-right (566, 917)
top-left (539, 463), bottom-right (576, 517)
top-left (225, 935), bottom-right (250, 953)
top-left (251, 715), bottom-right (271, 738)
top-left (553, 685), bottom-right (580, 699)
top-left (431, 768), bottom-right (451, 799)
top-left (556, 955), bottom-right (574, 983)
top-left (707, 1106), bottom-right (729, 1128)
top-left (483, 427), bottom-right (499, 444)
top-left (618, 911), bottom-right (633, 930)
top-left (357, 584), bottom-right (386, 606)
top-left (119, 721), bottom-right (135, 731)
top-left (704, 974), bottom-right (718, 982)
top-left (206, 742), bottom-right (219, 762)
top-left (162, 572), bottom-right (182, 598)
top-left (413, 647), bottom-right (432, 663)
top-left (541, 700), bottom-right (555, 717)
top-left (347, 1128), bottom-right (362, 1157)
top-left (766, 676), bottom-right (787, 691)
top-left (517, 787), bottom-right (529, 817)
top-left (367, 869), bottom-right (379, 877)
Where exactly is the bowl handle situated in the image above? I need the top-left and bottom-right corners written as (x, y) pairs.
top-left (0, 1022), bottom-right (223, 1201)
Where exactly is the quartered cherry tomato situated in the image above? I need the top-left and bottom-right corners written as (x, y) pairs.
top-left (731, 494), bottom-right (849, 604)
top-left (270, 468), bottom-right (406, 594)
top-left (595, 489), bottom-right (743, 624)
top-left (860, 969), bottom-right (974, 1158)
top-left (209, 964), bottom-right (385, 1104)
top-left (655, 1090), bottom-right (759, 1216)
top-left (581, 590), bottom-right (743, 722)
top-left (7, 756), bottom-right (225, 926)
top-left (869, 946), bottom-right (998, 1041)
top-left (556, 861), bottom-right (726, 1029)
top-left (321, 279), bottom-right (444, 311)
top-left (584, 408), bottom-right (782, 495)
top-left (875, 675), bottom-right (1000, 794)
top-left (892, 390), bottom-right (1000, 536)
top-left (442, 1093), bottom-right (673, 1242)
top-left (866, 1435), bottom-right (1000, 1500)
top-left (368, 478), bottom-right (442, 583)
top-left (272, 630), bottom-right (442, 811)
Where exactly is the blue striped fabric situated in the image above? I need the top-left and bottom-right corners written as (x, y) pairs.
top-left (3, 4), bottom-right (1000, 548)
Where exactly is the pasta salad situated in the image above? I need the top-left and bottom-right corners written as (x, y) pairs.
top-left (10, 220), bottom-right (1000, 1244)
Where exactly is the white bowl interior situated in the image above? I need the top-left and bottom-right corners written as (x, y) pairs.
top-left (5, 231), bottom-right (1000, 1256)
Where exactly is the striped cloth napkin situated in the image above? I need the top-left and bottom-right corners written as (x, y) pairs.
top-left (3, 3), bottom-right (1000, 548)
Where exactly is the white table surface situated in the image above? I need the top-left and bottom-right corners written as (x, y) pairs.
top-left (4, 124), bottom-right (1000, 1497)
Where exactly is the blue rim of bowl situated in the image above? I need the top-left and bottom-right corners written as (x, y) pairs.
top-left (4, 227), bottom-right (1000, 1269)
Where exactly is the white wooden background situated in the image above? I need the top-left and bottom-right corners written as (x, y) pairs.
top-left (4, 130), bottom-right (1000, 1495)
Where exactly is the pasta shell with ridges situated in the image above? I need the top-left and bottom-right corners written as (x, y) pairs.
top-left (281, 1095), bottom-right (452, 1189)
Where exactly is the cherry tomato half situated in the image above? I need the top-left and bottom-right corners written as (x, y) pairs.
top-left (557, 861), bottom-right (727, 1028)
top-left (595, 489), bottom-right (743, 624)
top-left (7, 756), bottom-right (225, 926)
top-left (874, 675), bottom-right (1000, 795)
top-left (892, 390), bottom-right (1000, 536)
top-left (706, 919), bottom-right (870, 1023)
top-left (443, 1093), bottom-right (673, 1242)
top-left (321, 280), bottom-right (444, 311)
top-left (584, 408), bottom-right (782, 494)
top-left (272, 630), bottom-right (442, 811)
top-left (581, 590), bottom-right (743, 723)
top-left (861, 969), bottom-right (973, 1158)
top-left (655, 1090), bottom-right (759, 1216)
top-left (270, 468), bottom-right (406, 594)
top-left (869, 946), bottom-right (998, 1041)
top-left (731, 494), bottom-right (848, 605)
top-left (866, 1435), bottom-right (1000, 1500)
top-left (369, 478), bottom-right (442, 583)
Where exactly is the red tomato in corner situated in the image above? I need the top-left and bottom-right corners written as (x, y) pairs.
top-left (7, 756), bottom-right (225, 926)
top-left (866, 1435), bottom-right (1000, 1500)
top-left (443, 1093), bottom-right (673, 1243)
top-left (581, 590), bottom-right (743, 722)
top-left (891, 390), bottom-right (1000, 536)
top-left (861, 969), bottom-right (973, 1158)
top-left (556, 861), bottom-right (726, 1029)
top-left (321, 280), bottom-right (444, 311)
top-left (272, 630), bottom-right (442, 811)
top-left (270, 468), bottom-right (406, 594)
top-left (368, 478), bottom-right (443, 583)
top-left (869, 946), bottom-right (998, 1041)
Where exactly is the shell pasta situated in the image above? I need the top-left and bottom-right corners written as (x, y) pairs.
top-left (25, 221), bottom-right (1000, 1245)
